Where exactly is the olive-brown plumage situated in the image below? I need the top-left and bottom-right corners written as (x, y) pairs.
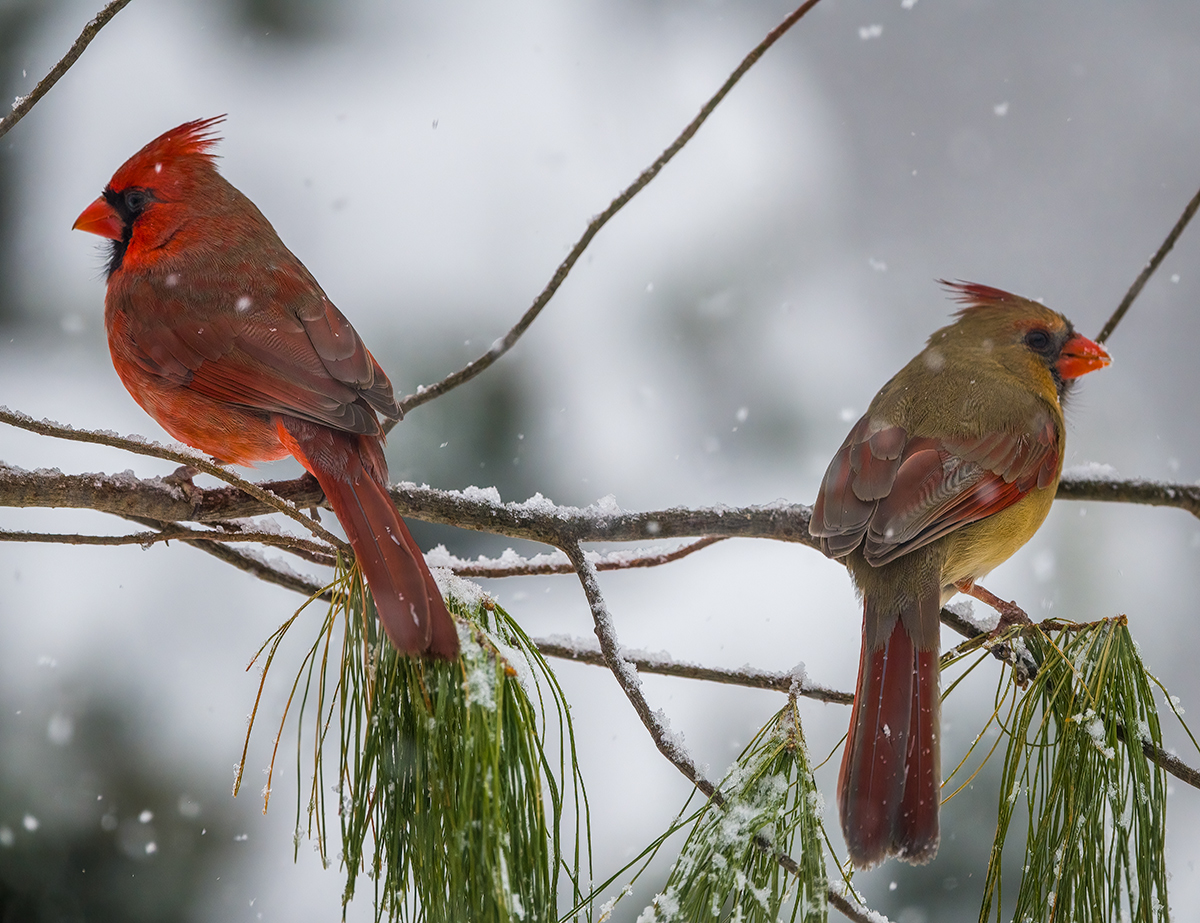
top-left (811, 282), bottom-right (1110, 868)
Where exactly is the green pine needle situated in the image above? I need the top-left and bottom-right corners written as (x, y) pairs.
top-left (638, 696), bottom-right (828, 923)
top-left (242, 559), bottom-right (590, 923)
top-left (980, 616), bottom-right (1168, 923)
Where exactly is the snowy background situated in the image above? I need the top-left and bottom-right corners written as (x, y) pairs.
top-left (2, 0), bottom-right (1200, 920)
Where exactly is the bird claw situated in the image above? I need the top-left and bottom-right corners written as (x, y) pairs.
top-left (984, 638), bottom-right (1039, 688)
top-left (164, 465), bottom-right (202, 508)
top-left (954, 580), bottom-right (1032, 631)
top-left (297, 472), bottom-right (327, 521)
top-left (954, 580), bottom-right (1039, 684)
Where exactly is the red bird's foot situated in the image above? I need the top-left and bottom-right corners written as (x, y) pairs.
top-left (954, 581), bottom-right (1031, 631)
top-left (164, 465), bottom-right (202, 508)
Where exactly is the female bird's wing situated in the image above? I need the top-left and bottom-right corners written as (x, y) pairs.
top-left (810, 408), bottom-right (1060, 567)
top-left (111, 262), bottom-right (399, 436)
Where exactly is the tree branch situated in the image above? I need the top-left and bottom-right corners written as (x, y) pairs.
top-left (6, 460), bottom-right (1200, 555)
top-left (561, 539), bottom-right (876, 918)
top-left (427, 536), bottom-right (726, 578)
top-left (1095, 182), bottom-right (1200, 345)
top-left (0, 0), bottom-right (133, 140)
top-left (1054, 474), bottom-right (1200, 517)
top-left (562, 539), bottom-right (716, 793)
top-left (828, 888), bottom-right (882, 923)
top-left (387, 0), bottom-right (824, 423)
top-left (0, 523), bottom-right (337, 563)
top-left (531, 634), bottom-right (852, 704)
top-left (0, 409), bottom-right (347, 550)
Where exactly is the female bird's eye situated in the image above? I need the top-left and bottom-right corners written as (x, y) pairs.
top-left (123, 188), bottom-right (150, 213)
top-left (1024, 329), bottom-right (1052, 352)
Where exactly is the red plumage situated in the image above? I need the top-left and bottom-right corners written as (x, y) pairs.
top-left (75, 117), bottom-right (458, 659)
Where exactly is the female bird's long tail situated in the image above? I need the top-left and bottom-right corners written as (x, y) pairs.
top-left (278, 416), bottom-right (459, 660)
top-left (839, 605), bottom-right (940, 868)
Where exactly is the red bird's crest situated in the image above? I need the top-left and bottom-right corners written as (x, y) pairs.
top-left (108, 116), bottom-right (225, 189)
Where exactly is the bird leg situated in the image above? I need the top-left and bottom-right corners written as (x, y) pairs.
top-left (954, 581), bottom-right (1039, 686)
top-left (954, 581), bottom-right (1032, 630)
top-left (163, 465), bottom-right (202, 509)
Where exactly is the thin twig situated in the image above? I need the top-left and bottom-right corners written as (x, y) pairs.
top-left (562, 539), bottom-right (716, 795)
top-left (388, 0), bottom-right (824, 423)
top-left (430, 536), bottom-right (726, 578)
top-left (532, 635), bottom-right (853, 704)
top-left (1131, 732), bottom-right (1200, 790)
top-left (0, 0), bottom-right (133, 140)
top-left (0, 409), bottom-right (348, 551)
top-left (171, 527), bottom-right (331, 600)
top-left (827, 889), bottom-right (880, 923)
top-left (1095, 183), bottom-right (1200, 344)
top-left (1055, 475), bottom-right (1200, 518)
top-left (0, 524), bottom-right (336, 562)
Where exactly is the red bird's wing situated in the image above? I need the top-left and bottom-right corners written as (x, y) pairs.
top-left (811, 410), bottom-right (1060, 566)
top-left (112, 263), bottom-right (398, 435)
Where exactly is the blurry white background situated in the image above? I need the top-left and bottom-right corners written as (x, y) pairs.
top-left (2, 0), bottom-right (1199, 920)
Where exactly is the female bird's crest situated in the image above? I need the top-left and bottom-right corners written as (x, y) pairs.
top-left (108, 115), bottom-right (225, 189)
top-left (938, 279), bottom-right (1032, 316)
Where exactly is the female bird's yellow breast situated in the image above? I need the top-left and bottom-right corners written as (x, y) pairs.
top-left (939, 482), bottom-right (1057, 598)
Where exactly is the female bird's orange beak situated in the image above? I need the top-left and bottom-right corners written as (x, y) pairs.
top-left (1057, 332), bottom-right (1111, 380)
top-left (73, 196), bottom-right (124, 240)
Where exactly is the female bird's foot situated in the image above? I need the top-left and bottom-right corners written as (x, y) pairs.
top-left (955, 581), bottom-right (1039, 685)
top-left (954, 580), bottom-right (1032, 630)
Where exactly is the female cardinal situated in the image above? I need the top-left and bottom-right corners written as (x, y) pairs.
top-left (810, 282), bottom-right (1110, 868)
top-left (73, 117), bottom-right (458, 660)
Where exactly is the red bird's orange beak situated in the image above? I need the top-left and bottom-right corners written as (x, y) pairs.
top-left (73, 195), bottom-right (124, 240)
top-left (1057, 332), bottom-right (1111, 380)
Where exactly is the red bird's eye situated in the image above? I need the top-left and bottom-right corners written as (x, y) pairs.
top-left (123, 188), bottom-right (150, 213)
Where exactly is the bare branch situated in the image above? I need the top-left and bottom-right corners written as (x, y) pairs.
top-left (0, 409), bottom-right (347, 550)
top-left (195, 540), bottom-right (332, 600)
top-left (1128, 730), bottom-right (1200, 791)
top-left (429, 537), bottom-right (726, 578)
top-left (388, 485), bottom-right (818, 548)
top-left (0, 0), bottom-right (133, 140)
top-left (388, 0), bottom-right (824, 422)
top-left (6, 462), bottom-right (1200, 554)
top-left (0, 523), bottom-right (336, 562)
top-left (827, 888), bottom-right (880, 923)
top-left (1055, 474), bottom-right (1200, 518)
top-left (1096, 183), bottom-right (1200, 345)
top-left (532, 634), bottom-right (853, 704)
top-left (562, 539), bottom-right (716, 792)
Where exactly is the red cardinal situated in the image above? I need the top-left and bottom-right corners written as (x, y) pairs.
top-left (74, 116), bottom-right (458, 659)
top-left (810, 282), bottom-right (1110, 867)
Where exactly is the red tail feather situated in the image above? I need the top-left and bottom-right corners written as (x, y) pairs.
top-left (279, 417), bottom-right (459, 659)
top-left (840, 610), bottom-right (940, 868)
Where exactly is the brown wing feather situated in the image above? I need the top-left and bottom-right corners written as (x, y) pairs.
top-left (812, 410), bottom-right (1060, 567)
top-left (811, 416), bottom-right (909, 557)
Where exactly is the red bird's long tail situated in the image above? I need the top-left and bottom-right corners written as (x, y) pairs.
top-left (839, 601), bottom-right (940, 868)
top-left (278, 417), bottom-right (459, 660)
